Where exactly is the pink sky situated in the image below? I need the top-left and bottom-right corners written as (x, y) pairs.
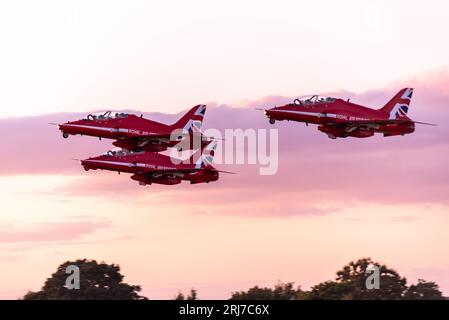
top-left (1, 69), bottom-right (449, 299)
top-left (0, 1), bottom-right (448, 299)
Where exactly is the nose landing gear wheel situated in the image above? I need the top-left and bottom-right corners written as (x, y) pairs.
top-left (62, 132), bottom-right (69, 139)
top-left (269, 118), bottom-right (275, 125)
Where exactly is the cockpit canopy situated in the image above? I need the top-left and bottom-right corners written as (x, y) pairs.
top-left (85, 111), bottom-right (129, 121)
top-left (102, 148), bottom-right (130, 157)
top-left (293, 95), bottom-right (336, 106)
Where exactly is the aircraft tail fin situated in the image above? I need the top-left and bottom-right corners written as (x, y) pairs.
top-left (192, 140), bottom-right (218, 169)
top-left (172, 105), bottom-right (206, 133)
top-left (380, 88), bottom-right (413, 120)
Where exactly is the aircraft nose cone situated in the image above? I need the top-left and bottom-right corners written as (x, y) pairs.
top-left (58, 123), bottom-right (71, 138)
top-left (80, 159), bottom-right (93, 171)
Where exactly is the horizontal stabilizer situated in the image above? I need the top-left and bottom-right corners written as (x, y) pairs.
top-left (412, 121), bottom-right (437, 126)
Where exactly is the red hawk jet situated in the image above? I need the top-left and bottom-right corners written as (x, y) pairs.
top-left (58, 105), bottom-right (207, 151)
top-left (80, 141), bottom-right (227, 186)
top-left (264, 88), bottom-right (434, 139)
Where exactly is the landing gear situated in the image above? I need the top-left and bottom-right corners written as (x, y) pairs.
top-left (83, 167), bottom-right (89, 171)
top-left (62, 132), bottom-right (69, 139)
top-left (269, 118), bottom-right (276, 125)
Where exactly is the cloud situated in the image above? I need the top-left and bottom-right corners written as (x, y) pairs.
top-left (0, 220), bottom-right (110, 244)
top-left (2, 69), bottom-right (449, 216)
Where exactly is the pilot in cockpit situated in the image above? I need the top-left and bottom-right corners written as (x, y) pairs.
top-left (293, 95), bottom-right (336, 106)
top-left (102, 148), bottom-right (130, 157)
top-left (85, 111), bottom-right (129, 121)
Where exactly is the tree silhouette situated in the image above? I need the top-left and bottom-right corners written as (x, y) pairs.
top-left (403, 279), bottom-right (444, 300)
top-left (174, 289), bottom-right (198, 300)
top-left (230, 282), bottom-right (305, 300)
top-left (22, 257), bottom-right (444, 300)
top-left (308, 258), bottom-right (407, 300)
top-left (230, 258), bottom-right (444, 300)
top-left (23, 259), bottom-right (147, 300)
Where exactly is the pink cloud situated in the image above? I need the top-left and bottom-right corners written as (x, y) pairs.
top-left (2, 69), bottom-right (449, 215)
top-left (0, 220), bottom-right (110, 243)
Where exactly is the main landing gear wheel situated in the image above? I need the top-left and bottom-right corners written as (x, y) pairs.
top-left (62, 132), bottom-right (69, 139)
top-left (269, 118), bottom-right (276, 125)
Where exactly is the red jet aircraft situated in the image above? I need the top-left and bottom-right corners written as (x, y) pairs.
top-left (59, 105), bottom-right (207, 151)
top-left (264, 88), bottom-right (434, 139)
top-left (80, 141), bottom-right (227, 186)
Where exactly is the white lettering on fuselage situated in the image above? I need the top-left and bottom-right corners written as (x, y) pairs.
top-left (335, 114), bottom-right (370, 121)
top-left (127, 129), bottom-right (158, 136)
top-left (143, 164), bottom-right (176, 170)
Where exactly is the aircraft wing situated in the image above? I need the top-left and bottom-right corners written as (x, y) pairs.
top-left (324, 119), bottom-right (436, 132)
top-left (113, 133), bottom-right (186, 150)
top-left (141, 168), bottom-right (235, 175)
top-left (134, 168), bottom-right (235, 178)
top-left (119, 132), bottom-right (185, 140)
top-left (115, 130), bottom-right (206, 144)
top-left (343, 119), bottom-right (436, 126)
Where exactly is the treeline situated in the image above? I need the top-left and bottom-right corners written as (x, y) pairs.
top-left (23, 258), bottom-right (445, 300)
